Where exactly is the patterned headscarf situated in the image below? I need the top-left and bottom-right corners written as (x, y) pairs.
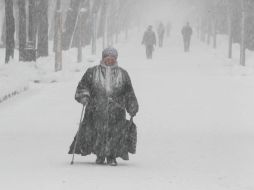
top-left (102, 47), bottom-right (118, 60)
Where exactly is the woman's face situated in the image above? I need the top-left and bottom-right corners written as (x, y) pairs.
top-left (103, 55), bottom-right (116, 66)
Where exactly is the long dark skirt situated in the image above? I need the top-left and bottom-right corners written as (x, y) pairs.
top-left (69, 118), bottom-right (137, 160)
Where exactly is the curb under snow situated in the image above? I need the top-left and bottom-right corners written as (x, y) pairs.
top-left (0, 52), bottom-right (98, 104)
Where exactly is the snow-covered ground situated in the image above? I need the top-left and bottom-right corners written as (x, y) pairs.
top-left (0, 45), bottom-right (97, 103)
top-left (1, 31), bottom-right (254, 190)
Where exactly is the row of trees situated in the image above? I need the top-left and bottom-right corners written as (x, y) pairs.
top-left (4, 0), bottom-right (49, 63)
top-left (3, 0), bottom-right (136, 68)
top-left (195, 0), bottom-right (254, 66)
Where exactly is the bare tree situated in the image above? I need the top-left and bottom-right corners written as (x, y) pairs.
top-left (5, 0), bottom-right (15, 63)
top-left (37, 0), bottom-right (49, 57)
top-left (227, 0), bottom-right (233, 58)
top-left (18, 0), bottom-right (26, 61)
top-left (240, 0), bottom-right (245, 66)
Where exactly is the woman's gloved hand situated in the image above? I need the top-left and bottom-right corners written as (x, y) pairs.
top-left (80, 96), bottom-right (89, 106)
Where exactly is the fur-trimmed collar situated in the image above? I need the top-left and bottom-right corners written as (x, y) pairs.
top-left (100, 61), bottom-right (118, 69)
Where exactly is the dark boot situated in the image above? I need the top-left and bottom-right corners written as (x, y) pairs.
top-left (96, 156), bottom-right (105, 165)
top-left (106, 156), bottom-right (117, 166)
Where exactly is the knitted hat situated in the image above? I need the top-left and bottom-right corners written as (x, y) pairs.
top-left (102, 47), bottom-right (118, 59)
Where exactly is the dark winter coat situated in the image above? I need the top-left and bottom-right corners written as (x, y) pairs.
top-left (181, 25), bottom-right (193, 41)
top-left (142, 29), bottom-right (156, 46)
top-left (69, 63), bottom-right (139, 160)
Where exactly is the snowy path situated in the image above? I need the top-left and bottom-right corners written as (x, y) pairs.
top-left (1, 33), bottom-right (254, 190)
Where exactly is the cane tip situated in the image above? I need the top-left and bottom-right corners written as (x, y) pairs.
top-left (71, 161), bottom-right (74, 165)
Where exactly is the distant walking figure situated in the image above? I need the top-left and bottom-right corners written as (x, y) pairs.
top-left (142, 25), bottom-right (156, 59)
top-left (157, 22), bottom-right (165, 47)
top-left (181, 22), bottom-right (193, 52)
top-left (69, 47), bottom-right (139, 166)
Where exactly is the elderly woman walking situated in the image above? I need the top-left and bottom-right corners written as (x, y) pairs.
top-left (69, 47), bottom-right (139, 166)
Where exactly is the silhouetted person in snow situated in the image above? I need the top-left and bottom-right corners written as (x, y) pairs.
top-left (69, 47), bottom-right (139, 166)
top-left (142, 25), bottom-right (156, 59)
top-left (181, 22), bottom-right (193, 52)
top-left (157, 22), bottom-right (165, 47)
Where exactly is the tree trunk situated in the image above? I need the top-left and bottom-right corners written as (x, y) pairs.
top-left (101, 0), bottom-right (107, 49)
top-left (200, 18), bottom-right (206, 42)
top-left (104, 6), bottom-right (109, 48)
top-left (23, 0), bottom-right (37, 62)
top-left (48, 0), bottom-right (58, 41)
top-left (18, 0), bottom-right (26, 61)
top-left (37, 0), bottom-right (48, 57)
top-left (62, 0), bottom-right (82, 50)
top-left (0, 5), bottom-right (5, 47)
top-left (1, 16), bottom-right (6, 47)
top-left (197, 18), bottom-right (201, 40)
top-left (240, 0), bottom-right (246, 66)
top-left (14, 3), bottom-right (19, 49)
top-left (212, 19), bottom-right (217, 49)
top-left (227, 2), bottom-right (232, 59)
top-left (55, 9), bottom-right (62, 72)
top-left (91, 12), bottom-right (97, 54)
top-left (28, 0), bottom-right (36, 45)
top-left (115, 18), bottom-right (119, 44)
top-left (5, 0), bottom-right (15, 63)
top-left (77, 13), bottom-right (82, 63)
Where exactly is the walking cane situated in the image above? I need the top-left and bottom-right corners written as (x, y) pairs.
top-left (71, 105), bottom-right (85, 165)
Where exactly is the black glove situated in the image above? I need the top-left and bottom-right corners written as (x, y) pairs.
top-left (129, 102), bottom-right (138, 118)
top-left (130, 112), bottom-right (136, 118)
top-left (80, 96), bottom-right (89, 106)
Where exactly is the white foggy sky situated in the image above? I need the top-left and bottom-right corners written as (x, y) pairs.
top-left (135, 0), bottom-right (197, 30)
